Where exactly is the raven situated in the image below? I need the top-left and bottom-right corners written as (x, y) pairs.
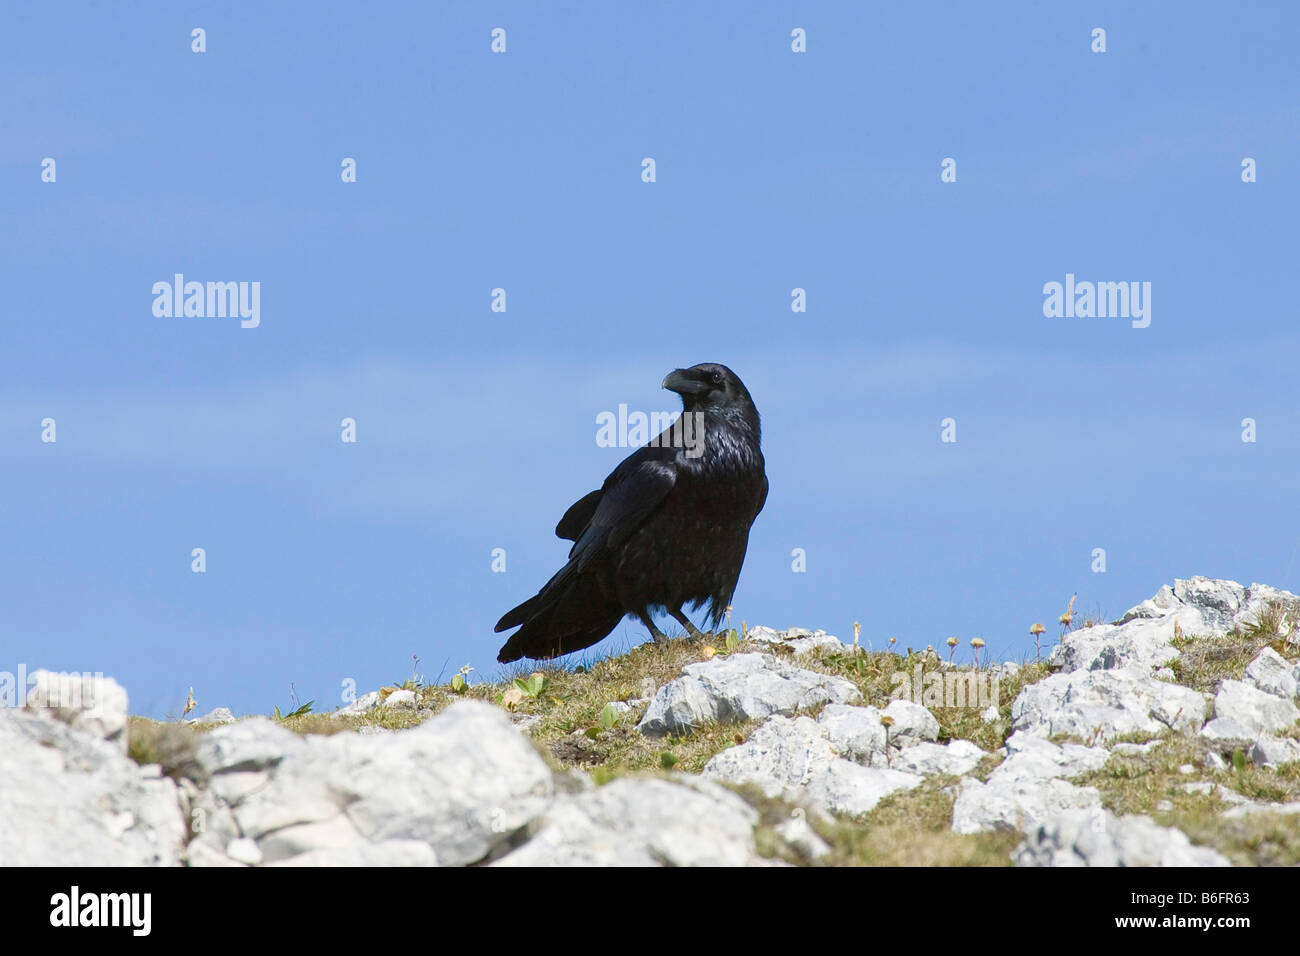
top-left (495, 363), bottom-right (767, 663)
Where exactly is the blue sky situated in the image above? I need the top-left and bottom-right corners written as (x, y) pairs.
top-left (3, 2), bottom-right (1298, 718)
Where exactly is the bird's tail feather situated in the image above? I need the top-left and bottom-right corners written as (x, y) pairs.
top-left (496, 573), bottom-right (623, 663)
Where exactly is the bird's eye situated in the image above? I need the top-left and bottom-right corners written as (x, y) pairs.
top-left (711, 371), bottom-right (722, 384)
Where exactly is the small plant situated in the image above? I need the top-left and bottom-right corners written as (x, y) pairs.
top-left (701, 645), bottom-right (717, 659)
top-left (450, 663), bottom-right (473, 694)
top-left (946, 636), bottom-right (958, 663)
top-left (660, 751), bottom-right (679, 770)
top-left (970, 637), bottom-right (985, 668)
top-left (599, 702), bottom-right (621, 731)
top-left (1232, 749), bottom-right (1247, 772)
top-left (501, 686), bottom-right (524, 711)
top-left (853, 621), bottom-right (861, 652)
top-left (407, 654), bottom-right (424, 689)
top-left (1059, 593), bottom-right (1077, 640)
top-left (591, 766), bottom-right (614, 786)
top-left (1030, 622), bottom-right (1046, 660)
top-left (273, 700), bottom-right (314, 720)
top-left (513, 672), bottom-right (547, 699)
top-left (272, 684), bottom-right (314, 719)
top-left (724, 629), bottom-right (741, 653)
top-left (880, 714), bottom-right (896, 764)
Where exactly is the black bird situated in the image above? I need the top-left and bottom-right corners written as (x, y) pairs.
top-left (495, 363), bottom-right (768, 663)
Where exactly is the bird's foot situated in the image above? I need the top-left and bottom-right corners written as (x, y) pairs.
top-left (668, 608), bottom-right (709, 642)
top-left (639, 613), bottom-right (672, 645)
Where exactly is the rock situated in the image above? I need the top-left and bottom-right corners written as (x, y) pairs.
top-left (890, 740), bottom-right (985, 777)
top-left (0, 707), bottom-right (185, 865)
top-left (952, 776), bottom-right (1101, 835)
top-left (981, 705), bottom-right (1001, 723)
top-left (1049, 578), bottom-right (1300, 679)
top-left (222, 701), bottom-right (555, 867)
top-left (701, 714), bottom-right (921, 816)
top-left (804, 763), bottom-right (923, 817)
top-left (512, 714), bottom-right (542, 734)
top-left (637, 653), bottom-right (861, 737)
top-left (1211, 680), bottom-right (1299, 736)
top-left (24, 670), bottom-right (129, 753)
top-left (184, 701), bottom-right (563, 867)
top-left (493, 777), bottom-right (764, 866)
top-left (1180, 782), bottom-right (1251, 805)
top-left (1198, 717), bottom-right (1259, 747)
top-left (774, 814), bottom-right (831, 861)
top-left (265, 841), bottom-right (438, 866)
top-left (189, 707), bottom-right (236, 726)
top-left (208, 770), bottom-right (269, 804)
top-left (1013, 809), bottom-right (1230, 866)
top-left (382, 689), bottom-right (417, 709)
top-left (1048, 617), bottom-right (1181, 675)
top-left (881, 699), bottom-right (941, 748)
top-left (185, 840), bottom-right (245, 867)
top-left (257, 815), bottom-right (369, 863)
top-left (746, 626), bottom-right (846, 655)
top-left (1244, 647), bottom-right (1298, 699)
top-left (948, 733), bottom-right (1108, 836)
top-left (195, 718), bottom-right (304, 776)
top-left (815, 704), bottom-right (887, 761)
top-left (1222, 800), bottom-right (1300, 820)
top-left (1250, 735), bottom-right (1300, 767)
top-left (1010, 667), bottom-right (1205, 742)
top-left (331, 690), bottom-right (382, 718)
top-left (702, 715), bottom-right (833, 791)
top-left (992, 733), bottom-right (1109, 784)
top-left (1120, 578), bottom-right (1298, 638)
top-left (225, 837), bottom-right (263, 866)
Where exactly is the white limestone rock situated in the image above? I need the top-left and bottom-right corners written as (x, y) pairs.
top-left (1010, 667), bottom-right (1206, 742)
top-left (492, 777), bottom-right (763, 867)
top-left (637, 653), bottom-right (861, 737)
top-left (1014, 809), bottom-right (1230, 867)
top-left (746, 626), bottom-right (846, 655)
top-left (1211, 680), bottom-right (1299, 736)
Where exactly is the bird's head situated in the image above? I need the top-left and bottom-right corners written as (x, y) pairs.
top-left (661, 363), bottom-right (756, 417)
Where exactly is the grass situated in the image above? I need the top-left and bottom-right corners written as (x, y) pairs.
top-left (1169, 597), bottom-right (1299, 694)
top-left (811, 778), bottom-right (1022, 866)
top-left (1074, 730), bottom-right (1300, 865)
top-left (123, 607), bottom-right (1300, 866)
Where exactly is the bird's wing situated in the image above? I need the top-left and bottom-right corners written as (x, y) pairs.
top-left (755, 472), bottom-right (769, 517)
top-left (568, 457), bottom-right (677, 571)
top-left (555, 488), bottom-right (604, 541)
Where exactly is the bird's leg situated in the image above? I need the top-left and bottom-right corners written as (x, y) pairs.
top-left (668, 607), bottom-right (707, 642)
top-left (638, 611), bottom-right (671, 645)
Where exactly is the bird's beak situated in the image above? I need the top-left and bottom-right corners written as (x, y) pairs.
top-left (662, 369), bottom-right (706, 395)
